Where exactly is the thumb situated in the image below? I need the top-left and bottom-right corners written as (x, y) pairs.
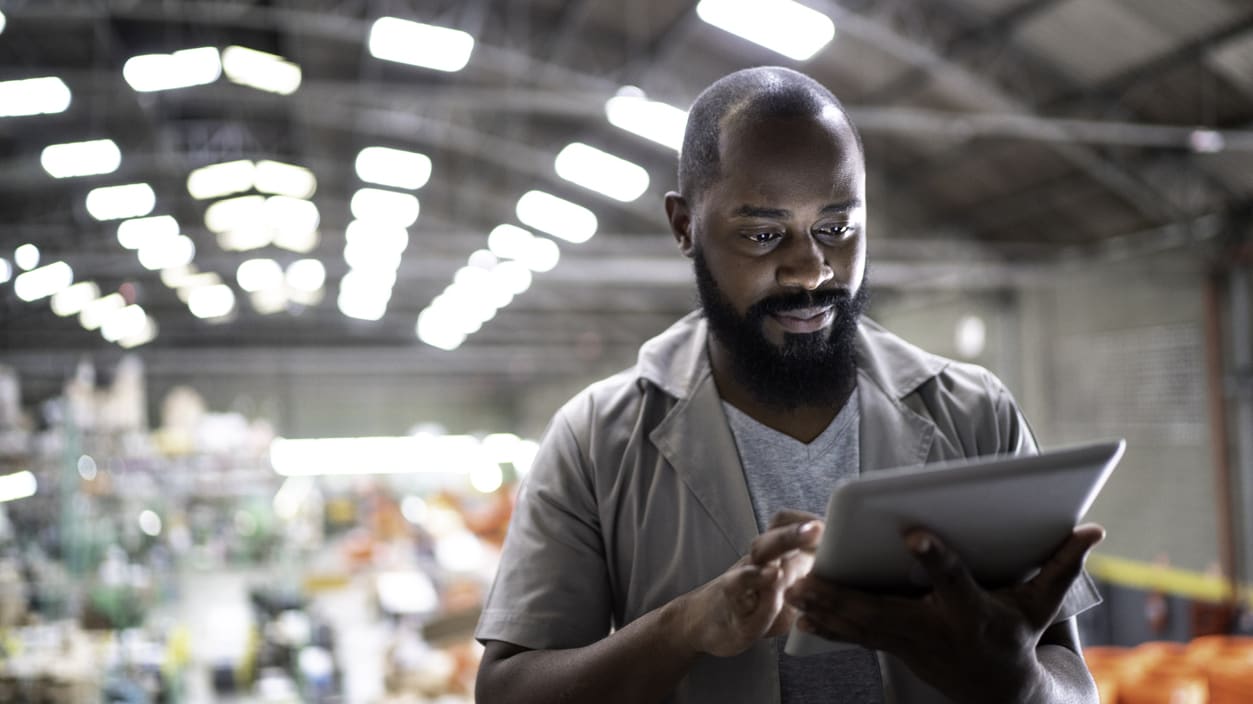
top-left (1024, 523), bottom-right (1104, 626)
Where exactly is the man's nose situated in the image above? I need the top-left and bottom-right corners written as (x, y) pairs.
top-left (776, 235), bottom-right (834, 291)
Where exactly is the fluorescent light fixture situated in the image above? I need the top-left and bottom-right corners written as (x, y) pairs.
top-left (345, 220), bottom-right (409, 254)
top-left (217, 226), bottom-right (273, 252)
top-left (117, 215), bottom-right (179, 250)
top-left (337, 270), bottom-right (393, 321)
top-left (695, 0), bottom-right (835, 61)
top-left (188, 283), bottom-right (236, 319)
top-left (605, 92), bottom-right (687, 152)
top-left (344, 240), bottom-right (403, 272)
top-left (205, 194), bottom-right (264, 233)
top-left (160, 265), bottom-right (198, 289)
top-left (187, 160), bottom-right (254, 200)
top-left (0, 259), bottom-right (10, 285)
top-left (254, 160), bottom-right (317, 199)
top-left (350, 188), bottom-right (420, 227)
top-left (221, 45), bottom-right (302, 95)
top-left (273, 227), bottom-right (319, 254)
top-left (271, 435), bottom-right (492, 476)
top-left (491, 260), bottom-right (533, 296)
top-left (14, 244), bottom-right (39, 271)
top-left (554, 142), bottom-right (650, 202)
top-left (0, 77), bottom-right (71, 118)
top-left (286, 259), bottom-right (326, 292)
top-left (368, 17), bottom-right (474, 73)
top-left (51, 281), bottom-right (100, 317)
top-left (487, 224), bottom-right (533, 261)
top-left (0, 471), bottom-right (37, 503)
top-left (515, 190), bottom-right (597, 244)
top-left (250, 287), bottom-right (288, 315)
top-left (236, 258), bottom-right (283, 292)
top-left (40, 139), bottom-right (122, 178)
top-left (416, 307), bottom-right (467, 351)
top-left (0, 11), bottom-right (6, 35)
top-left (119, 316), bottom-right (158, 348)
top-left (86, 183), bottom-right (155, 221)
top-left (101, 304), bottom-right (148, 343)
top-left (522, 236), bottom-right (560, 273)
top-left (174, 273), bottom-right (224, 303)
top-left (14, 261), bottom-right (73, 302)
top-left (123, 47), bottom-right (222, 92)
top-left (265, 195), bottom-right (320, 235)
top-left (468, 249), bottom-right (497, 271)
top-left (355, 146), bottom-right (432, 190)
top-left (80, 293), bottom-right (124, 330)
top-left (137, 234), bottom-right (194, 270)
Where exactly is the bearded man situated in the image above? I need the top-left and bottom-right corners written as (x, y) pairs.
top-left (474, 66), bottom-right (1104, 704)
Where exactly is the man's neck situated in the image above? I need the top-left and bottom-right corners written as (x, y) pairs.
top-left (707, 339), bottom-right (856, 444)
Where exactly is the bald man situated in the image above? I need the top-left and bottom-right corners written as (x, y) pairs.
top-left (475, 67), bottom-right (1103, 704)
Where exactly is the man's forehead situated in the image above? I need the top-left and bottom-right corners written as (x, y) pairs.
top-left (718, 108), bottom-right (859, 159)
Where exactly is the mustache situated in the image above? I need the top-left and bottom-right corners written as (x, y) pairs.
top-left (749, 288), bottom-right (852, 318)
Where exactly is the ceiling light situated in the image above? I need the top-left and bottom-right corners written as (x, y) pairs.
top-left (345, 220), bottom-right (409, 254)
top-left (101, 304), bottom-right (148, 343)
top-left (80, 293), bottom-right (124, 330)
top-left (205, 194), bottom-right (264, 233)
top-left (137, 234), bottom-right (195, 270)
top-left (344, 240), bottom-right (403, 272)
top-left (554, 142), bottom-right (650, 202)
top-left (51, 281), bottom-right (100, 317)
top-left (468, 249), bottom-right (497, 271)
top-left (515, 190), bottom-right (597, 243)
top-left (250, 287), bottom-right (288, 315)
top-left (368, 17), bottom-right (475, 73)
top-left (187, 160), bottom-right (254, 200)
top-left (265, 195), bottom-right (320, 235)
top-left (119, 316), bottom-right (158, 348)
top-left (487, 224), bottom-right (533, 261)
top-left (221, 45), bottom-right (302, 95)
top-left (273, 228), bottom-right (319, 254)
top-left (0, 471), bottom-right (37, 503)
top-left (40, 139), bottom-right (121, 178)
top-left (254, 160), bottom-right (317, 199)
top-left (14, 261), bottom-right (73, 302)
top-left (522, 236), bottom-right (560, 273)
top-left (0, 259), bottom-right (10, 285)
top-left (286, 259), bottom-right (326, 292)
top-left (350, 188), bottom-right (420, 228)
top-left (236, 258), bottom-right (284, 292)
top-left (217, 226), bottom-right (273, 252)
top-left (117, 215), bottom-right (180, 250)
top-left (491, 260), bottom-right (533, 296)
top-left (0, 77), bottom-right (72, 118)
top-left (160, 264), bottom-right (197, 288)
top-left (173, 273), bottom-right (223, 303)
top-left (123, 47), bottom-right (222, 92)
top-left (337, 287), bottom-right (390, 322)
top-left (86, 183), bottom-right (155, 221)
top-left (188, 284), bottom-right (237, 319)
top-left (14, 244), bottom-right (39, 271)
top-left (0, 11), bottom-right (6, 35)
top-left (605, 92), bottom-right (687, 152)
top-left (695, 0), bottom-right (835, 61)
top-left (417, 308), bottom-right (467, 351)
top-left (355, 146), bottom-right (432, 190)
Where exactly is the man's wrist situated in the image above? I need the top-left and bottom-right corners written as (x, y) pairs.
top-left (659, 590), bottom-right (705, 661)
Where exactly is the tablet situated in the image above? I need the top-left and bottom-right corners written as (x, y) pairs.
top-left (784, 438), bottom-right (1125, 657)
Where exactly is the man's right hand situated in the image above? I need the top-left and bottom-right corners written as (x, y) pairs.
top-left (674, 510), bottom-right (824, 658)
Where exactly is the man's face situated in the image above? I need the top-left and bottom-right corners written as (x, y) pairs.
top-left (685, 109), bottom-right (869, 408)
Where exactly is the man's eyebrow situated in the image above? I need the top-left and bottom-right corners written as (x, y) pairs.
top-left (730, 200), bottom-right (863, 218)
top-left (820, 199), bottom-right (863, 215)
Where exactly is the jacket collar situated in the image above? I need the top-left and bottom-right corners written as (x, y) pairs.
top-left (642, 312), bottom-right (948, 555)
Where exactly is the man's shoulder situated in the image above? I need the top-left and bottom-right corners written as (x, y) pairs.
top-left (856, 317), bottom-right (1011, 402)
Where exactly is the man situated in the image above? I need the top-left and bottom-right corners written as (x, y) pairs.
top-left (474, 66), bottom-right (1104, 703)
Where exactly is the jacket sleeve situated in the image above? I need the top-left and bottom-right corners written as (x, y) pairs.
top-left (475, 408), bottom-right (614, 649)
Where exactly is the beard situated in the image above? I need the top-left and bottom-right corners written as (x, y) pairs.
top-left (693, 246), bottom-right (869, 410)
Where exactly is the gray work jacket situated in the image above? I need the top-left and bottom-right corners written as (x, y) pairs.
top-left (476, 311), bottom-right (1100, 703)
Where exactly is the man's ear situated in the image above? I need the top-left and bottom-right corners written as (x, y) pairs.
top-left (665, 192), bottom-right (696, 258)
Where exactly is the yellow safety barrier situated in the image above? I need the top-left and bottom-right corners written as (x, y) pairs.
top-left (1087, 554), bottom-right (1253, 607)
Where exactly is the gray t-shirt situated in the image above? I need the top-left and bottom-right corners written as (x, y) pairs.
top-left (723, 394), bottom-right (884, 704)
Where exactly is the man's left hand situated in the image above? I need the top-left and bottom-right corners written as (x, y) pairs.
top-left (783, 524), bottom-right (1104, 704)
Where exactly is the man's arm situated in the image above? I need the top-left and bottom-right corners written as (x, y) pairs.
top-left (476, 518), bottom-right (823, 704)
top-left (785, 524), bottom-right (1104, 704)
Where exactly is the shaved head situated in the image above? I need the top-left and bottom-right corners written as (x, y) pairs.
top-left (678, 66), bottom-right (862, 204)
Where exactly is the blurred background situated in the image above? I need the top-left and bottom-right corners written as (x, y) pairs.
top-left (1, 0), bottom-right (1252, 702)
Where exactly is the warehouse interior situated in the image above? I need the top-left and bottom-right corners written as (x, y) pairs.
top-left (1, 0), bottom-right (1253, 702)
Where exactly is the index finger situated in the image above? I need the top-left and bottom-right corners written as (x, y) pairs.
top-left (750, 520), bottom-right (823, 566)
top-left (1023, 523), bottom-right (1105, 626)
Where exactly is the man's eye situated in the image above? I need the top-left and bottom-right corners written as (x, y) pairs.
top-left (815, 224), bottom-right (852, 239)
top-left (747, 231), bottom-right (782, 245)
